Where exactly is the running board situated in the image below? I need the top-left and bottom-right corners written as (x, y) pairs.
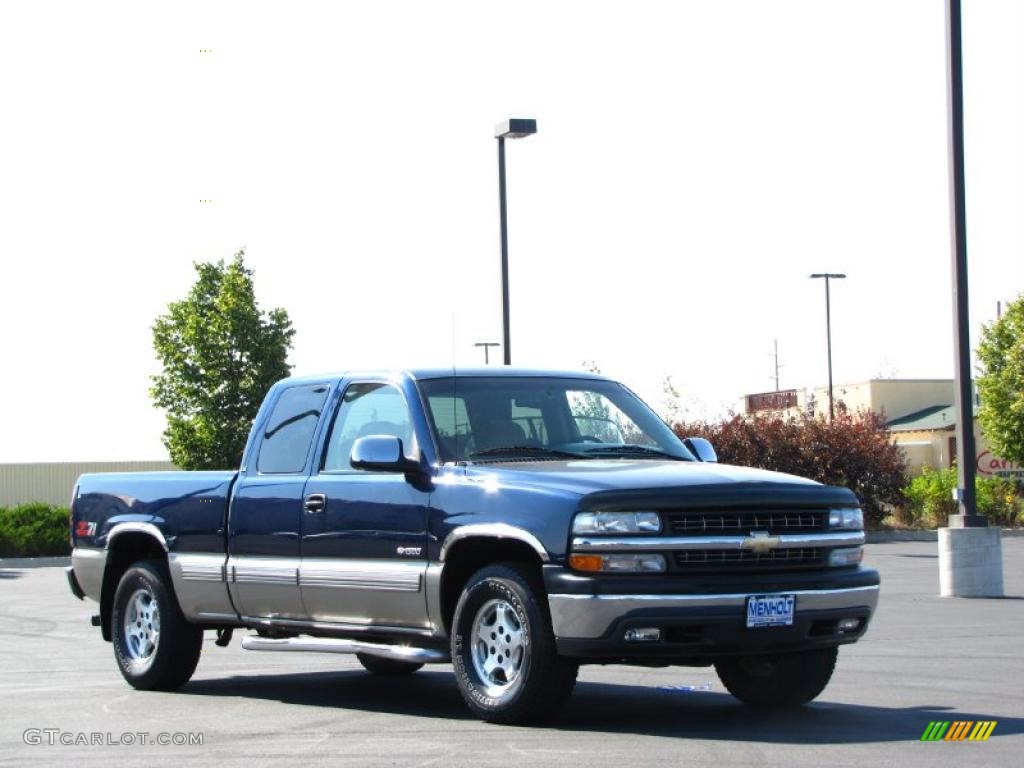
top-left (240, 635), bottom-right (450, 664)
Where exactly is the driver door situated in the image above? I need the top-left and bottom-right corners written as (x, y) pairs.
top-left (299, 381), bottom-right (431, 629)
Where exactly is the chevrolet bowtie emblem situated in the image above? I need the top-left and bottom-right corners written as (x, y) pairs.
top-left (742, 531), bottom-right (780, 554)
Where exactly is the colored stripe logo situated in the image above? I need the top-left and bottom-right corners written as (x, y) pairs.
top-left (920, 721), bottom-right (996, 742)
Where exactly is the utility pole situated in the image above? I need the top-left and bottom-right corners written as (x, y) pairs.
top-left (770, 339), bottom-right (783, 391)
top-left (810, 273), bottom-right (846, 422)
top-left (474, 342), bottom-right (500, 365)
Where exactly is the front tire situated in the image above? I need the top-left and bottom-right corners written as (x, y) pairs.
top-left (715, 647), bottom-right (838, 707)
top-left (111, 559), bottom-right (202, 691)
top-left (356, 653), bottom-right (423, 676)
top-left (451, 563), bottom-right (577, 724)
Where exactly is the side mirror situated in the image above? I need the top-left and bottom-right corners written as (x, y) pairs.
top-left (350, 435), bottom-right (419, 473)
top-left (683, 437), bottom-right (717, 463)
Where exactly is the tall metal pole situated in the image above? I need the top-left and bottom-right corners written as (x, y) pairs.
top-left (825, 277), bottom-right (834, 422)
top-left (497, 137), bottom-right (512, 366)
top-left (946, 0), bottom-right (982, 526)
top-left (811, 273), bottom-right (845, 422)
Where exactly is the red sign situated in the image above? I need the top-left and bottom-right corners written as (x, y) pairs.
top-left (747, 390), bottom-right (798, 413)
top-left (976, 451), bottom-right (1020, 476)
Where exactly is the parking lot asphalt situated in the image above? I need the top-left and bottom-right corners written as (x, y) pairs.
top-left (2, 540), bottom-right (1023, 767)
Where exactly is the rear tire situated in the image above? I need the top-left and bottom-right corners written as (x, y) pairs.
top-left (451, 563), bottom-right (578, 724)
top-left (111, 559), bottom-right (202, 691)
top-left (715, 647), bottom-right (838, 707)
top-left (356, 653), bottom-right (423, 676)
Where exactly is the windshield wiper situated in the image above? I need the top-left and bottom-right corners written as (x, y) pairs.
top-left (582, 445), bottom-right (690, 461)
top-left (468, 445), bottom-right (586, 460)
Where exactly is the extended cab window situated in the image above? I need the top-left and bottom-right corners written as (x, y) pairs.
top-left (322, 383), bottom-right (415, 472)
top-left (257, 384), bottom-right (330, 474)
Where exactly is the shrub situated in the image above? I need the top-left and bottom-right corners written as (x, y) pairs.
top-left (901, 467), bottom-right (1023, 528)
top-left (902, 466), bottom-right (958, 528)
top-left (0, 504), bottom-right (71, 557)
top-left (976, 475), bottom-right (1023, 527)
top-left (672, 409), bottom-right (908, 527)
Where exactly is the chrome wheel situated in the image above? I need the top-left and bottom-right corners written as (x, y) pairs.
top-left (471, 598), bottom-right (527, 698)
top-left (122, 587), bottom-right (160, 667)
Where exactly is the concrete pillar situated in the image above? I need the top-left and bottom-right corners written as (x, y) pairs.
top-left (938, 527), bottom-right (1004, 597)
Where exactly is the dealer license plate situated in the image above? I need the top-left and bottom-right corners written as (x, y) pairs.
top-left (746, 594), bottom-right (796, 628)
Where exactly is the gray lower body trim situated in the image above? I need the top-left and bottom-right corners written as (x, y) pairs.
top-left (299, 558), bottom-right (421, 591)
top-left (169, 553), bottom-right (236, 621)
top-left (226, 555), bottom-right (305, 620)
top-left (71, 547), bottom-right (106, 602)
top-left (548, 585), bottom-right (880, 639)
top-left (299, 558), bottom-right (428, 628)
top-left (424, 562), bottom-right (446, 637)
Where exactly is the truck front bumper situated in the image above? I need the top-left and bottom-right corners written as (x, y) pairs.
top-left (544, 565), bottom-right (880, 660)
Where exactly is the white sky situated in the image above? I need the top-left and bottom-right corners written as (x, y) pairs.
top-left (1, 0), bottom-right (1021, 462)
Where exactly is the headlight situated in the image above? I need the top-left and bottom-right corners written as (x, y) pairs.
top-left (568, 553), bottom-right (667, 573)
top-left (572, 511), bottom-right (661, 535)
top-left (829, 547), bottom-right (864, 567)
top-left (829, 507), bottom-right (863, 530)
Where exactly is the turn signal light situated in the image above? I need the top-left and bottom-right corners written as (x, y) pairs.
top-left (568, 554), bottom-right (604, 572)
top-left (568, 553), bottom-right (667, 573)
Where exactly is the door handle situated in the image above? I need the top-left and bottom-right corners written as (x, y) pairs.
top-left (304, 493), bottom-right (327, 514)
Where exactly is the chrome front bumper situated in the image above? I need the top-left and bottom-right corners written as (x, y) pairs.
top-left (548, 584), bottom-right (880, 639)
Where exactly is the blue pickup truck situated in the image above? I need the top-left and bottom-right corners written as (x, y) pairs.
top-left (67, 368), bottom-right (878, 723)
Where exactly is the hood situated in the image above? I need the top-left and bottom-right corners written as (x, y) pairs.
top-left (464, 459), bottom-right (858, 508)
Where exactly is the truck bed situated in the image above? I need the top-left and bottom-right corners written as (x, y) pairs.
top-left (73, 471), bottom-right (237, 553)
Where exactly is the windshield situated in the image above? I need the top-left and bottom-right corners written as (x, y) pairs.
top-left (417, 376), bottom-right (695, 463)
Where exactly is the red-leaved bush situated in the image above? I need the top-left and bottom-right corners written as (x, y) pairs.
top-left (671, 409), bottom-right (907, 527)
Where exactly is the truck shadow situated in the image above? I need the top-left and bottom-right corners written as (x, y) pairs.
top-left (182, 669), bottom-right (1024, 743)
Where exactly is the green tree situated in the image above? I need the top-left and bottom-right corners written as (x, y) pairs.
top-left (977, 294), bottom-right (1024, 465)
top-left (150, 250), bottom-right (295, 469)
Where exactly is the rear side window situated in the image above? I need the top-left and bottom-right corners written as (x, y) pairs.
top-left (257, 384), bottom-right (330, 474)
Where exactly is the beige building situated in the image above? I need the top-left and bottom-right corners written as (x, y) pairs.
top-left (0, 461), bottom-right (176, 507)
top-left (743, 379), bottom-right (1020, 477)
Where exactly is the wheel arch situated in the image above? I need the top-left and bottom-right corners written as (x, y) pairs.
top-left (438, 533), bottom-right (548, 636)
top-left (100, 529), bottom-right (169, 642)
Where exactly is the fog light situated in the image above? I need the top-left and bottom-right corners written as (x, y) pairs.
top-left (829, 547), bottom-right (864, 567)
top-left (624, 627), bottom-right (661, 643)
top-left (837, 617), bottom-right (862, 634)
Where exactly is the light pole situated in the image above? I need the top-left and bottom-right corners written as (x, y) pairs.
top-left (945, 0), bottom-right (982, 527)
top-left (474, 342), bottom-right (500, 365)
top-left (810, 273), bottom-right (846, 422)
top-left (495, 118), bottom-right (537, 366)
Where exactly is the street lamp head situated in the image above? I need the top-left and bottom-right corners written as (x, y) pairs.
top-left (495, 118), bottom-right (537, 139)
top-left (810, 273), bottom-right (847, 279)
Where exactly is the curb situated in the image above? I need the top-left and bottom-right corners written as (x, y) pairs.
top-left (0, 556), bottom-right (71, 568)
top-left (867, 529), bottom-right (1024, 543)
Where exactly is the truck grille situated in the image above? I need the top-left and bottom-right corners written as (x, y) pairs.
top-left (665, 510), bottom-right (826, 536)
top-left (672, 547), bottom-right (825, 570)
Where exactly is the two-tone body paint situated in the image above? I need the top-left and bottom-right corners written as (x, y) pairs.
top-left (69, 367), bottom-right (877, 652)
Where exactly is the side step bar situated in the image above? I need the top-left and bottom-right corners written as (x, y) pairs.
top-left (240, 635), bottom-right (450, 664)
